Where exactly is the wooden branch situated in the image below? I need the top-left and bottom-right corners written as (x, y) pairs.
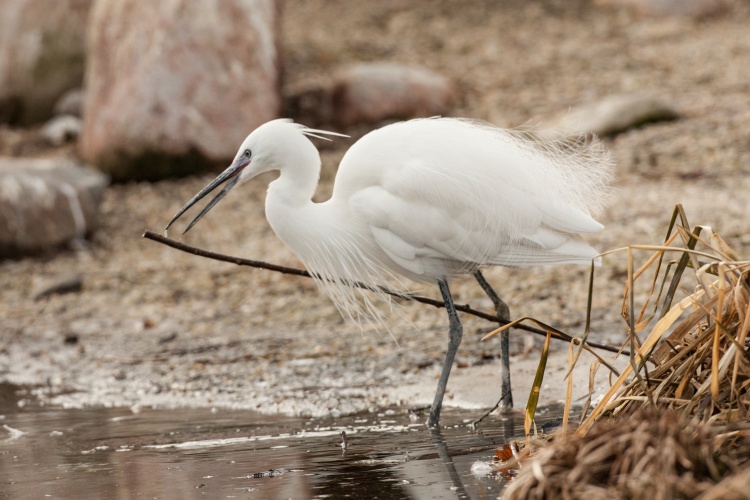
top-left (142, 229), bottom-right (625, 355)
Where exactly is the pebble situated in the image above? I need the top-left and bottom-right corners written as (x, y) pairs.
top-left (40, 115), bottom-right (81, 145)
top-left (53, 88), bottom-right (84, 118)
top-left (539, 94), bottom-right (679, 138)
top-left (32, 272), bottom-right (83, 300)
top-left (600, 0), bottom-right (728, 19)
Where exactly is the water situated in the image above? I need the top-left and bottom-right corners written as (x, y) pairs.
top-left (0, 384), bottom-right (564, 499)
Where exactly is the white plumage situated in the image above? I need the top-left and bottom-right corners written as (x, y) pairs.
top-left (166, 117), bottom-right (614, 426)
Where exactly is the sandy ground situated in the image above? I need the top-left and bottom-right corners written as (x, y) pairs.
top-left (2, 0), bottom-right (750, 420)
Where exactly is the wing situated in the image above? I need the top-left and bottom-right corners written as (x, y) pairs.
top-left (350, 179), bottom-right (601, 279)
top-left (335, 119), bottom-right (613, 279)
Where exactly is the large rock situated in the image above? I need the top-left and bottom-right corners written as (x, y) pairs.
top-left (80, 0), bottom-right (282, 181)
top-left (330, 63), bottom-right (456, 127)
top-left (0, 0), bottom-right (92, 125)
top-left (0, 157), bottom-right (108, 258)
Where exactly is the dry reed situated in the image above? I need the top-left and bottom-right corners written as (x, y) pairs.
top-left (501, 205), bottom-right (750, 499)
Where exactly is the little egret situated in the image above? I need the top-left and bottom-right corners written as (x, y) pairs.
top-left (166, 118), bottom-right (613, 427)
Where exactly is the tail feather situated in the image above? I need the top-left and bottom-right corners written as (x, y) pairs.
top-left (490, 234), bottom-right (600, 267)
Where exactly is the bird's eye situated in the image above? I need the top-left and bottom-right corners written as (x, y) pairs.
top-left (243, 149), bottom-right (251, 158)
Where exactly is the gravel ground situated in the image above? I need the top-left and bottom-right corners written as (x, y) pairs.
top-left (2, 0), bottom-right (750, 418)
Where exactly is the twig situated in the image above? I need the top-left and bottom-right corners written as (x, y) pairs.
top-left (470, 389), bottom-right (512, 428)
top-left (142, 229), bottom-right (625, 355)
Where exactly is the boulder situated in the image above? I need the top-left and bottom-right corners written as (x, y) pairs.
top-left (539, 94), bottom-right (679, 138)
top-left (330, 63), bottom-right (456, 127)
top-left (0, 157), bottom-right (108, 258)
top-left (80, 0), bottom-right (282, 181)
top-left (0, 0), bottom-right (92, 125)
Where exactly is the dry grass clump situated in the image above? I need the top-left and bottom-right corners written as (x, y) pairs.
top-left (581, 205), bottom-right (750, 428)
top-left (503, 410), bottom-right (749, 500)
top-left (502, 206), bottom-right (750, 498)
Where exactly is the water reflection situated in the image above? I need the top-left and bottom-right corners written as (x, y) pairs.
top-left (0, 384), bottom-right (559, 499)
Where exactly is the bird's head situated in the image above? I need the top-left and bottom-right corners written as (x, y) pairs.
top-left (164, 119), bottom-right (346, 234)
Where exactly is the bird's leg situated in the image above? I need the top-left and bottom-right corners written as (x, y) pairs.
top-left (428, 278), bottom-right (463, 427)
top-left (473, 270), bottom-right (513, 410)
top-left (473, 270), bottom-right (510, 322)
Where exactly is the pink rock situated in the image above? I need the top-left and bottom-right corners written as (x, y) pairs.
top-left (0, 157), bottom-right (108, 258)
top-left (80, 0), bottom-right (282, 181)
top-left (331, 63), bottom-right (456, 127)
top-left (0, 0), bottom-right (92, 125)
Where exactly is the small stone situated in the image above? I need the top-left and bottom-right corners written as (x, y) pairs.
top-left (41, 115), bottom-right (82, 145)
top-left (159, 333), bottom-right (178, 344)
top-left (32, 272), bottom-right (83, 300)
top-left (53, 88), bottom-right (84, 117)
top-left (599, 0), bottom-right (727, 19)
top-left (539, 94), bottom-right (679, 138)
top-left (63, 333), bottom-right (80, 345)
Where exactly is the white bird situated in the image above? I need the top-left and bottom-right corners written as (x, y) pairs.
top-left (166, 118), bottom-right (613, 427)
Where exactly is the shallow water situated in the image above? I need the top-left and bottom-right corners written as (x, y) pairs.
top-left (0, 383), bottom-right (564, 499)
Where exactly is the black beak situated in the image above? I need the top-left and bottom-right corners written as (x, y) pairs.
top-left (165, 157), bottom-right (249, 234)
